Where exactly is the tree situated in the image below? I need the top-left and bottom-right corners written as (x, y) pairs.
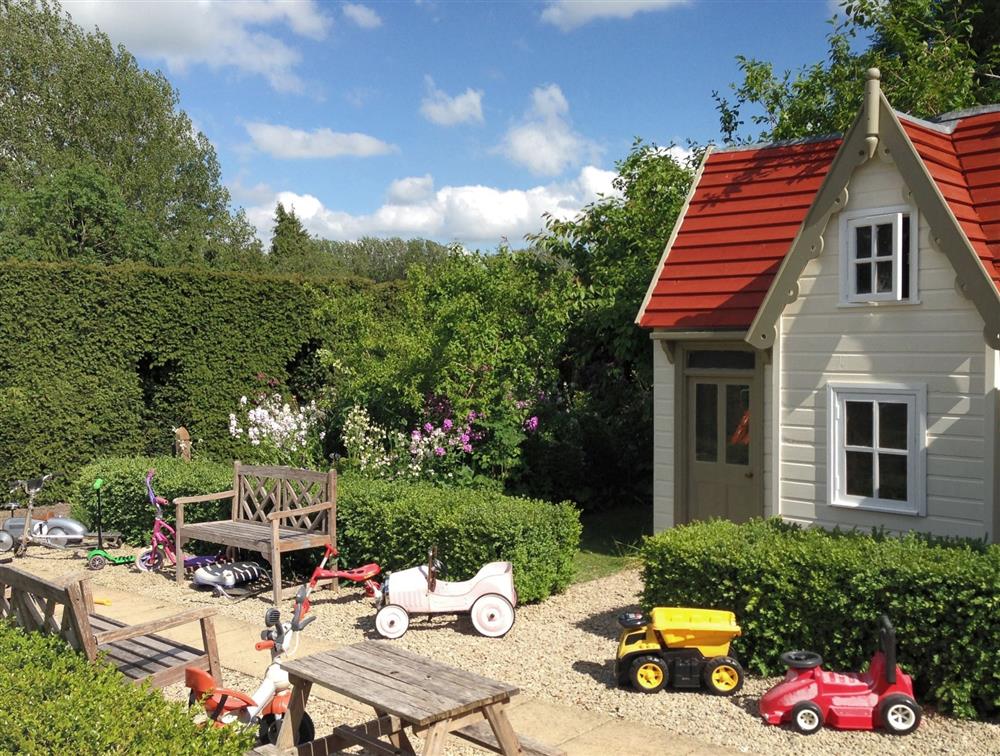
top-left (317, 237), bottom-right (451, 282)
top-left (0, 0), bottom-right (262, 267)
top-left (714, 0), bottom-right (999, 144)
top-left (269, 203), bottom-right (326, 274)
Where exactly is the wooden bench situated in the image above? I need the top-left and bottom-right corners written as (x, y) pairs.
top-left (174, 462), bottom-right (336, 605)
top-left (0, 563), bottom-right (220, 688)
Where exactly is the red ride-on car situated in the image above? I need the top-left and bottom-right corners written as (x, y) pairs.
top-left (759, 615), bottom-right (921, 736)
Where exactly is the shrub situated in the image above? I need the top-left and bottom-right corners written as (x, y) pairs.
top-left (641, 518), bottom-right (1000, 719)
top-left (72, 458), bottom-right (582, 603)
top-left (0, 622), bottom-right (252, 754)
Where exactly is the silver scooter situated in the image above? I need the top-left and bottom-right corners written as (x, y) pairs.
top-left (1, 475), bottom-right (89, 555)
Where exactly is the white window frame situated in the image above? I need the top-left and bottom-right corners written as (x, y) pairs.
top-left (826, 382), bottom-right (927, 516)
top-left (838, 205), bottom-right (918, 304)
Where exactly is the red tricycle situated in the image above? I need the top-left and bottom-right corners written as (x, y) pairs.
top-left (759, 614), bottom-right (921, 735)
top-left (300, 543), bottom-right (381, 615)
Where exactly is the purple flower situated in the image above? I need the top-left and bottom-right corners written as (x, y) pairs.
top-left (434, 446), bottom-right (446, 457)
top-left (515, 399), bottom-right (529, 410)
top-left (460, 433), bottom-right (470, 444)
top-left (423, 422), bottom-right (434, 433)
top-left (523, 416), bottom-right (539, 433)
top-left (443, 418), bottom-right (453, 431)
top-left (461, 443), bottom-right (473, 453)
top-left (466, 410), bottom-right (477, 422)
top-left (411, 429), bottom-right (422, 440)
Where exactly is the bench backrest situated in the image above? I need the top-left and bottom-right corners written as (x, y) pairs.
top-left (233, 462), bottom-right (336, 533)
top-left (0, 563), bottom-right (97, 659)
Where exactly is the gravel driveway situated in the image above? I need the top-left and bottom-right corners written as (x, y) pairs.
top-left (16, 548), bottom-right (1000, 755)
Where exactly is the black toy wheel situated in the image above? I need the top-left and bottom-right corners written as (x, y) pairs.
top-left (780, 650), bottom-right (824, 669)
top-left (628, 655), bottom-right (668, 694)
top-left (791, 701), bottom-right (824, 734)
top-left (88, 554), bottom-right (108, 570)
top-left (259, 712), bottom-right (315, 745)
top-left (702, 657), bottom-right (744, 696)
top-left (879, 694), bottom-right (921, 735)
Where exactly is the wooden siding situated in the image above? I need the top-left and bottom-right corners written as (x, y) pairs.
top-left (652, 341), bottom-right (675, 531)
top-left (777, 157), bottom-right (991, 539)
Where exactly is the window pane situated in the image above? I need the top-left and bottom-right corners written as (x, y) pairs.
top-left (725, 384), bottom-right (750, 466)
top-left (855, 225), bottom-right (872, 258)
top-left (846, 451), bottom-right (873, 496)
top-left (856, 262), bottom-right (872, 294)
top-left (876, 261), bottom-right (893, 293)
top-left (879, 403), bottom-right (908, 450)
top-left (695, 383), bottom-right (717, 462)
top-left (902, 215), bottom-right (910, 299)
top-left (846, 401), bottom-right (873, 447)
top-left (687, 351), bottom-right (755, 370)
top-left (876, 222), bottom-right (894, 257)
top-left (879, 453), bottom-right (907, 501)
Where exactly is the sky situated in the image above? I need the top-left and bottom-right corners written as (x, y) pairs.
top-left (62, 0), bottom-right (847, 249)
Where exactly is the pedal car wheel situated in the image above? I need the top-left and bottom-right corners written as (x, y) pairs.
top-left (702, 657), bottom-right (744, 696)
top-left (88, 554), bottom-right (108, 570)
top-left (879, 694), bottom-right (921, 735)
top-left (0, 532), bottom-right (12, 552)
top-left (136, 549), bottom-right (163, 572)
top-left (780, 650), bottom-right (823, 669)
top-left (259, 712), bottom-right (315, 745)
top-left (470, 594), bottom-right (515, 638)
top-left (628, 655), bottom-right (667, 693)
top-left (375, 604), bottom-right (410, 639)
top-left (791, 701), bottom-right (823, 734)
top-left (46, 527), bottom-right (69, 548)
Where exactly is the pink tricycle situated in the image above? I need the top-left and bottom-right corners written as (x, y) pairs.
top-left (374, 546), bottom-right (517, 639)
top-left (136, 470), bottom-right (219, 574)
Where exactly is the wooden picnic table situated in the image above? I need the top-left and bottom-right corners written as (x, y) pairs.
top-left (274, 640), bottom-right (562, 756)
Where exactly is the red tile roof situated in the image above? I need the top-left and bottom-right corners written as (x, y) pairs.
top-left (638, 108), bottom-right (1000, 330)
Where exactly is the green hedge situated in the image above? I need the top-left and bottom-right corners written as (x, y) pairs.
top-left (0, 621), bottom-right (252, 754)
top-left (0, 260), bottom-right (371, 501)
top-left (641, 518), bottom-right (1000, 719)
top-left (72, 457), bottom-right (582, 602)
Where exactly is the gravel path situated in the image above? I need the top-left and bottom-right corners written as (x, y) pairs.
top-left (18, 547), bottom-right (1000, 755)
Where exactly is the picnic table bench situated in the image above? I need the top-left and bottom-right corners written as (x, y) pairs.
top-left (268, 641), bottom-right (564, 756)
top-left (174, 462), bottom-right (336, 604)
top-left (0, 563), bottom-right (220, 688)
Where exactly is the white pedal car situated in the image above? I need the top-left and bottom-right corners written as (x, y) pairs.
top-left (374, 547), bottom-right (517, 639)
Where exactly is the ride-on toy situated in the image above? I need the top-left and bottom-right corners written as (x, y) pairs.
top-left (301, 543), bottom-right (381, 614)
top-left (85, 478), bottom-right (135, 570)
top-left (759, 614), bottom-right (921, 735)
top-left (374, 546), bottom-right (516, 639)
top-left (185, 585), bottom-right (316, 746)
top-left (3, 474), bottom-right (109, 555)
top-left (136, 470), bottom-right (219, 573)
top-left (616, 607), bottom-right (744, 695)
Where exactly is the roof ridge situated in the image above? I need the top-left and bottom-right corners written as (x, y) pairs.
top-left (931, 103), bottom-right (1000, 124)
top-left (710, 133), bottom-right (842, 154)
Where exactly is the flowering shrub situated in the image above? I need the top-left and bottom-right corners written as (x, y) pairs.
top-left (228, 392), bottom-right (326, 468)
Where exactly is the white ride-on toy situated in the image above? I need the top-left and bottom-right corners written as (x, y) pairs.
top-left (374, 546), bottom-right (517, 639)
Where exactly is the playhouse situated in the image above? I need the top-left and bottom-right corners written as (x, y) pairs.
top-left (637, 70), bottom-right (1000, 542)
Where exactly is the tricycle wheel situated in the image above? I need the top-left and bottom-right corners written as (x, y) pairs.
top-left (375, 604), bottom-right (409, 639)
top-left (791, 701), bottom-right (823, 734)
top-left (470, 594), bottom-right (515, 638)
top-left (780, 650), bottom-right (823, 669)
top-left (259, 712), bottom-right (315, 745)
top-left (702, 657), bottom-right (744, 696)
top-left (628, 655), bottom-right (668, 694)
top-left (135, 548), bottom-right (163, 572)
top-left (879, 694), bottom-right (921, 735)
top-left (88, 554), bottom-right (108, 570)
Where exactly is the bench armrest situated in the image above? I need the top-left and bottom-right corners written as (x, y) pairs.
top-left (93, 606), bottom-right (217, 646)
top-left (266, 500), bottom-right (334, 521)
top-left (174, 490), bottom-right (235, 506)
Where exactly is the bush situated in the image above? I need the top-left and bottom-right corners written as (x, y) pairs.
top-left (0, 622), bottom-right (252, 754)
top-left (641, 519), bottom-right (1000, 719)
top-left (72, 457), bottom-right (582, 603)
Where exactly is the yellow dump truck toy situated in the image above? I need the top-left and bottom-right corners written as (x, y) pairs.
top-left (615, 607), bottom-right (744, 695)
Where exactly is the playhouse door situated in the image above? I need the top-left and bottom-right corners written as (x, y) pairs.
top-left (687, 377), bottom-right (760, 523)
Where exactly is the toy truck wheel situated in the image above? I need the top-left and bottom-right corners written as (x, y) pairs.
top-left (879, 694), bottom-right (921, 735)
top-left (628, 655), bottom-right (668, 694)
top-left (791, 701), bottom-right (823, 734)
top-left (88, 554), bottom-right (108, 570)
top-left (702, 657), bottom-right (744, 696)
top-left (470, 594), bottom-right (515, 638)
top-left (375, 604), bottom-right (410, 639)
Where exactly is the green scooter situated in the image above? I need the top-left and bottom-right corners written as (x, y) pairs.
top-left (85, 479), bottom-right (134, 570)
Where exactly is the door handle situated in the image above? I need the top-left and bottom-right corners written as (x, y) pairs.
top-left (744, 471), bottom-right (754, 479)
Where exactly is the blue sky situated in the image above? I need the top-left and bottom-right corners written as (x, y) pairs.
top-left (64, 1), bottom-right (846, 248)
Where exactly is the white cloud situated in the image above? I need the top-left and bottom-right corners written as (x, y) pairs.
top-left (64, 0), bottom-right (331, 92)
top-left (541, 0), bottom-right (686, 32)
top-left (243, 165), bottom-right (619, 247)
top-left (246, 122), bottom-right (397, 159)
top-left (420, 77), bottom-right (484, 126)
top-left (342, 3), bottom-right (382, 29)
top-left (499, 84), bottom-right (599, 176)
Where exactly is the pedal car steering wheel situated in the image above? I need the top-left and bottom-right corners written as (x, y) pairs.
top-left (780, 650), bottom-right (824, 669)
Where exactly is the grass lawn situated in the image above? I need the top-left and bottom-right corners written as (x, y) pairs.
top-left (573, 504), bottom-right (650, 583)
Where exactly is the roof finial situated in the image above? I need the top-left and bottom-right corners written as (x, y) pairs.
top-left (865, 68), bottom-right (881, 159)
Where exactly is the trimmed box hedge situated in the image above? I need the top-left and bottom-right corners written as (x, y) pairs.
top-left (641, 518), bottom-right (1000, 719)
top-left (0, 621), bottom-right (252, 754)
top-left (72, 457), bottom-right (581, 602)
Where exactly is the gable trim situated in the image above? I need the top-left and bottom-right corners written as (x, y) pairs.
top-left (745, 90), bottom-right (1000, 350)
top-left (635, 146), bottom-right (713, 326)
